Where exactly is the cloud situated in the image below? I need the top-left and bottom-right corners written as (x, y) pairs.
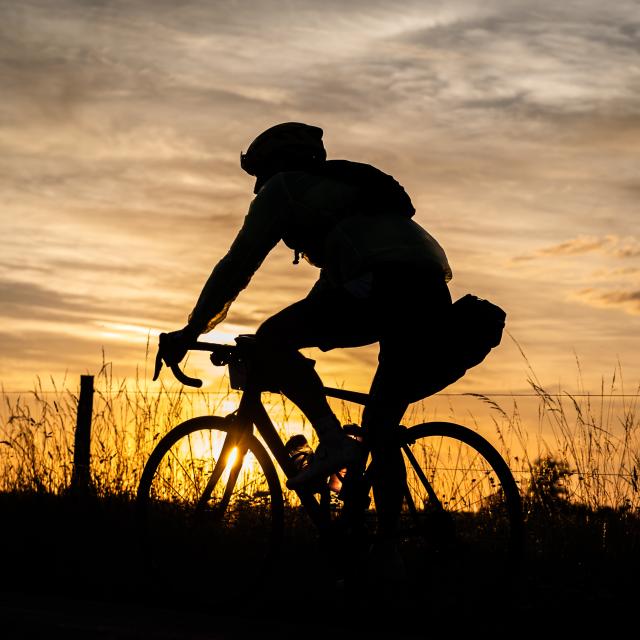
top-left (539, 236), bottom-right (613, 256)
top-left (1, 0), bottom-right (639, 391)
top-left (395, 1), bottom-right (640, 121)
top-left (613, 240), bottom-right (640, 259)
top-left (591, 266), bottom-right (640, 280)
top-left (6, 0), bottom-right (638, 148)
top-left (0, 279), bottom-right (92, 320)
top-left (512, 235), bottom-right (640, 262)
top-left (576, 288), bottom-right (640, 315)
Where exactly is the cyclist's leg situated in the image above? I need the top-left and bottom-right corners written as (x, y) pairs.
top-left (363, 265), bottom-right (453, 538)
top-left (254, 282), bottom-right (378, 439)
top-left (362, 373), bottom-right (409, 538)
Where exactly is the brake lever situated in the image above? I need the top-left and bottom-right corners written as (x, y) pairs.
top-left (152, 333), bottom-right (171, 381)
top-left (152, 332), bottom-right (203, 387)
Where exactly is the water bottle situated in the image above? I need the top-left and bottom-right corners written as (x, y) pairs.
top-left (285, 434), bottom-right (314, 474)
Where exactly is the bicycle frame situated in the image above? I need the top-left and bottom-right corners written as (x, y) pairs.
top-left (161, 337), bottom-right (444, 533)
top-left (213, 382), bottom-right (372, 533)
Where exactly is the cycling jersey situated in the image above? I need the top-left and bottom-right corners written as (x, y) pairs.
top-left (188, 170), bottom-right (452, 334)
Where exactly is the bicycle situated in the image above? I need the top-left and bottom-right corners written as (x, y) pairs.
top-left (136, 334), bottom-right (524, 584)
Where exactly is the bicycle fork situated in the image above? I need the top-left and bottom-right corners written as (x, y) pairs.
top-left (194, 417), bottom-right (251, 518)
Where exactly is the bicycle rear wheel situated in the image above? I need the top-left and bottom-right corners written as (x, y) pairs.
top-left (136, 416), bottom-right (284, 589)
top-left (400, 422), bottom-right (523, 571)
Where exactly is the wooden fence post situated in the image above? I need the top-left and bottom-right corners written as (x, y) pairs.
top-left (70, 374), bottom-right (94, 493)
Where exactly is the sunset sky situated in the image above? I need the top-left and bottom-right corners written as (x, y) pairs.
top-left (2, 0), bottom-right (639, 407)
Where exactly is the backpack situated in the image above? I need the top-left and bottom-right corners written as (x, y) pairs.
top-left (287, 160), bottom-right (416, 264)
top-left (315, 160), bottom-right (416, 219)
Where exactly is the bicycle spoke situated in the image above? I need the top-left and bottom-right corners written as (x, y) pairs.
top-left (167, 445), bottom-right (202, 495)
top-left (447, 449), bottom-right (483, 511)
top-left (410, 439), bottom-right (493, 514)
top-left (186, 433), bottom-right (200, 494)
top-left (156, 471), bottom-right (188, 504)
top-left (453, 470), bottom-right (496, 512)
top-left (448, 438), bottom-right (464, 507)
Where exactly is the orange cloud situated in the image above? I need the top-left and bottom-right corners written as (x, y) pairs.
top-left (576, 288), bottom-right (640, 315)
top-left (539, 235), bottom-right (614, 256)
top-left (513, 235), bottom-right (639, 262)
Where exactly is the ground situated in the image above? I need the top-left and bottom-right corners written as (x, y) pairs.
top-left (1, 493), bottom-right (638, 638)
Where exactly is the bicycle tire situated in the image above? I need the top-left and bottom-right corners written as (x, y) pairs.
top-left (136, 416), bottom-right (284, 586)
top-left (399, 421), bottom-right (524, 571)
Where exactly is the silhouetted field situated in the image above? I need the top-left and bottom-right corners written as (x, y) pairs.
top-left (1, 490), bottom-right (639, 637)
top-left (1, 360), bottom-right (639, 636)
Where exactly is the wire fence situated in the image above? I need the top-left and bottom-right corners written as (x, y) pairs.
top-left (1, 378), bottom-right (638, 507)
top-left (1, 389), bottom-right (637, 397)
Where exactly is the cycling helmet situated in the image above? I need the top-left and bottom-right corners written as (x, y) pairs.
top-left (240, 122), bottom-right (326, 193)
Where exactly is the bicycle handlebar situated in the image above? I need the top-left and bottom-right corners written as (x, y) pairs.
top-left (154, 334), bottom-right (237, 388)
top-left (169, 362), bottom-right (203, 388)
top-left (154, 333), bottom-right (370, 404)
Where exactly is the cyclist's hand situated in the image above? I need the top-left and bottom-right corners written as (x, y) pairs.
top-left (152, 327), bottom-right (198, 381)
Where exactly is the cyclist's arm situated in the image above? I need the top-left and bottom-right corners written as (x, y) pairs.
top-left (187, 176), bottom-right (292, 334)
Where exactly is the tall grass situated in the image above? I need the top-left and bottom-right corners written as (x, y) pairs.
top-left (0, 361), bottom-right (234, 494)
top-left (466, 348), bottom-right (640, 512)
top-left (0, 355), bottom-right (317, 496)
top-left (1, 352), bottom-right (639, 511)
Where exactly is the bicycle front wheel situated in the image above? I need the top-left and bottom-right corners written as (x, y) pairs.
top-left (136, 415), bottom-right (284, 587)
top-left (400, 422), bottom-right (523, 571)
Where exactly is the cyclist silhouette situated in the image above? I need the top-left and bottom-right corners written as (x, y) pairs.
top-left (157, 122), bottom-right (453, 544)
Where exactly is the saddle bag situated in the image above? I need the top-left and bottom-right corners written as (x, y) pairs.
top-left (403, 294), bottom-right (506, 403)
top-left (450, 294), bottom-right (506, 371)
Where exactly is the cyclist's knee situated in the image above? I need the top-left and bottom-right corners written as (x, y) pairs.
top-left (255, 317), bottom-right (288, 351)
top-left (255, 319), bottom-right (306, 365)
